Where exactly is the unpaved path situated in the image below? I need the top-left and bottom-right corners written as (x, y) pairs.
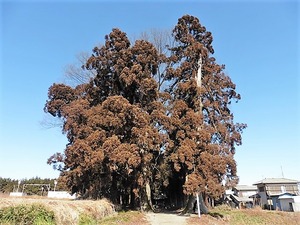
top-left (146, 211), bottom-right (188, 225)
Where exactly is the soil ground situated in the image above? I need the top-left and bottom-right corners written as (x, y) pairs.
top-left (146, 211), bottom-right (189, 225)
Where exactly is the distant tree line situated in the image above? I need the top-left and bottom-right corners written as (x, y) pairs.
top-left (45, 15), bottom-right (246, 212)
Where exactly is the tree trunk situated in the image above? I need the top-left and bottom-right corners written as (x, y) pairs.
top-left (145, 182), bottom-right (155, 211)
top-left (140, 182), bottom-right (155, 211)
top-left (111, 173), bottom-right (118, 204)
top-left (196, 57), bottom-right (203, 112)
top-left (181, 193), bottom-right (209, 215)
top-left (130, 186), bottom-right (137, 209)
top-left (198, 192), bottom-right (209, 214)
top-left (180, 195), bottom-right (196, 214)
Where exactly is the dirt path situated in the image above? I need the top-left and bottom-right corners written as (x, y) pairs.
top-left (146, 211), bottom-right (189, 225)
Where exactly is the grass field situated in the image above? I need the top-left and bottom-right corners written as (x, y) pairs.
top-left (187, 205), bottom-right (300, 225)
top-left (0, 196), bottom-right (147, 225)
top-left (98, 211), bottom-right (148, 225)
top-left (1, 196), bottom-right (300, 225)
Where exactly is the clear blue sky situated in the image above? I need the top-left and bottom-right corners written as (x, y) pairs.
top-left (1, 1), bottom-right (299, 185)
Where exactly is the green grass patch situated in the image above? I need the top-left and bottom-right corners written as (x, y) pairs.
top-left (0, 204), bottom-right (55, 225)
top-left (228, 211), bottom-right (264, 225)
top-left (78, 213), bottom-right (98, 225)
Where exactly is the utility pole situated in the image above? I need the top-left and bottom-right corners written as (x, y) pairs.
top-left (196, 54), bottom-right (203, 219)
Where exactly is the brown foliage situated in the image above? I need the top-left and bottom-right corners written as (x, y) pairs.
top-left (44, 15), bottom-right (246, 209)
top-left (165, 15), bottom-right (246, 200)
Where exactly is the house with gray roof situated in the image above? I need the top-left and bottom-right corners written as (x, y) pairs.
top-left (253, 178), bottom-right (300, 210)
top-left (233, 185), bottom-right (257, 198)
top-left (224, 185), bottom-right (257, 209)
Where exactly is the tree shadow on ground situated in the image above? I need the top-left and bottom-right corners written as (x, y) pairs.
top-left (154, 208), bottom-right (191, 217)
top-left (208, 211), bottom-right (224, 219)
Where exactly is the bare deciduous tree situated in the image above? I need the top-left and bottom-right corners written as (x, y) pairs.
top-left (64, 51), bottom-right (97, 86)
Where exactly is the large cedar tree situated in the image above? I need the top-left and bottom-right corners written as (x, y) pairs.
top-left (45, 15), bottom-right (246, 210)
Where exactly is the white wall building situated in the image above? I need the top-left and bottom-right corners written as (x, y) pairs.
top-left (278, 194), bottom-right (300, 212)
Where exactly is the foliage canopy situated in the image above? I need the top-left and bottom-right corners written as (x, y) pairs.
top-left (45, 15), bottom-right (246, 210)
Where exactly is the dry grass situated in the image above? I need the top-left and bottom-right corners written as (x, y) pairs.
top-left (3, 198), bottom-right (300, 225)
top-left (187, 205), bottom-right (300, 225)
top-left (0, 196), bottom-right (115, 225)
top-left (99, 210), bottom-right (149, 225)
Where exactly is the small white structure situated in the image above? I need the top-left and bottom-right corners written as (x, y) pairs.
top-left (278, 194), bottom-right (300, 212)
top-left (47, 191), bottom-right (76, 199)
top-left (9, 192), bottom-right (26, 197)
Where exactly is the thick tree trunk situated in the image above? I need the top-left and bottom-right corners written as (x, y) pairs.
top-left (140, 182), bottom-right (155, 211)
top-left (181, 195), bottom-right (196, 214)
top-left (198, 192), bottom-right (209, 214)
top-left (145, 182), bottom-right (155, 211)
top-left (196, 57), bottom-right (203, 112)
top-left (130, 187), bottom-right (136, 209)
top-left (111, 173), bottom-right (118, 204)
top-left (129, 182), bottom-right (141, 210)
top-left (181, 193), bottom-right (209, 215)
